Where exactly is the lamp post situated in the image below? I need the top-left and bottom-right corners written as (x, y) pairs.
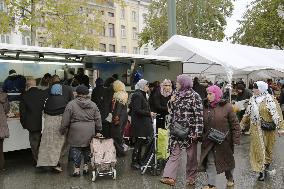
top-left (167, 0), bottom-right (177, 38)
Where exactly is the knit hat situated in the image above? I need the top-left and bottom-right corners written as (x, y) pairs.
top-left (76, 85), bottom-right (89, 95)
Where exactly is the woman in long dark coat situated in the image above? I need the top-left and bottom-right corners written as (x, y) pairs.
top-left (130, 79), bottom-right (154, 169)
top-left (200, 85), bottom-right (240, 189)
top-left (110, 80), bottom-right (128, 157)
top-left (150, 79), bottom-right (172, 129)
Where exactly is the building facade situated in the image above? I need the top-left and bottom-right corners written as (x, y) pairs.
top-left (115, 0), bottom-right (154, 55)
top-left (0, 0), bottom-right (154, 55)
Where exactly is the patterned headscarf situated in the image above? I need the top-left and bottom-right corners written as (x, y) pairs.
top-left (160, 79), bottom-right (172, 97)
top-left (207, 85), bottom-right (223, 108)
top-left (255, 81), bottom-right (268, 94)
top-left (135, 79), bottom-right (148, 91)
top-left (51, 84), bottom-right (62, 95)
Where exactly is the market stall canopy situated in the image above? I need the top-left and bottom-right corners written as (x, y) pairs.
top-left (0, 43), bottom-right (181, 65)
top-left (153, 35), bottom-right (284, 79)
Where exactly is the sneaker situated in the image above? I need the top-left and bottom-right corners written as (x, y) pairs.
top-left (160, 177), bottom-right (176, 186)
top-left (83, 164), bottom-right (89, 175)
top-left (258, 172), bottom-right (265, 181)
top-left (203, 185), bottom-right (217, 189)
top-left (244, 131), bottom-right (250, 135)
top-left (187, 178), bottom-right (195, 186)
top-left (227, 180), bottom-right (234, 187)
top-left (53, 166), bottom-right (63, 173)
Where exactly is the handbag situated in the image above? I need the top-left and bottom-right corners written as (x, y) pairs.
top-left (208, 128), bottom-right (228, 144)
top-left (170, 122), bottom-right (189, 140)
top-left (260, 119), bottom-right (276, 131)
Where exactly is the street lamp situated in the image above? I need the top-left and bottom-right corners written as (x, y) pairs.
top-left (167, 0), bottom-right (177, 38)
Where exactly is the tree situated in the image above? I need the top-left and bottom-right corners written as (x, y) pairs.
top-left (139, 0), bottom-right (234, 48)
top-left (232, 0), bottom-right (284, 49)
top-left (39, 0), bottom-right (103, 49)
top-left (0, 0), bottom-right (103, 49)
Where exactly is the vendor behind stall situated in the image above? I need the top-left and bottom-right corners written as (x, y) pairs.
top-left (2, 69), bottom-right (26, 101)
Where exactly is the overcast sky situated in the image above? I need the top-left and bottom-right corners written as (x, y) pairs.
top-left (225, 0), bottom-right (254, 37)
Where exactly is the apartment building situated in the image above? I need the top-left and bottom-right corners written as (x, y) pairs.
top-left (115, 0), bottom-right (154, 55)
top-left (0, 0), bottom-right (154, 55)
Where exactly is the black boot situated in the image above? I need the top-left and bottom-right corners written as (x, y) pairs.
top-left (264, 164), bottom-right (270, 171)
top-left (131, 139), bottom-right (142, 170)
top-left (258, 172), bottom-right (265, 181)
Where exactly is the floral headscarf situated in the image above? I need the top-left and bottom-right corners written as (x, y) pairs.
top-left (160, 79), bottom-right (172, 97)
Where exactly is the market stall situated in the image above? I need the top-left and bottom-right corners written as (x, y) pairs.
top-left (0, 43), bottom-right (182, 152)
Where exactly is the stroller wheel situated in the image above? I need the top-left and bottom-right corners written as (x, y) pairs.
top-left (112, 169), bottom-right (117, 180)
top-left (92, 171), bottom-right (97, 182)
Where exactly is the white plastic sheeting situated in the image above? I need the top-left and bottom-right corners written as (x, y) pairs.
top-left (153, 35), bottom-right (284, 81)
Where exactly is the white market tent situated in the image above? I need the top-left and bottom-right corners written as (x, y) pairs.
top-left (153, 35), bottom-right (284, 82)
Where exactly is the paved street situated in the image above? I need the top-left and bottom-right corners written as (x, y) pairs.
top-left (1, 135), bottom-right (284, 189)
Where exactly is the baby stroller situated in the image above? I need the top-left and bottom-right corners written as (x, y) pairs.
top-left (90, 137), bottom-right (117, 182)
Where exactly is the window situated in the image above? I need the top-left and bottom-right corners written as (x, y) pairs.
top-left (1, 34), bottom-right (10, 44)
top-left (121, 46), bottom-right (127, 53)
top-left (132, 27), bottom-right (137, 39)
top-left (101, 23), bottom-right (106, 36)
top-left (121, 25), bottom-right (126, 38)
top-left (108, 12), bottom-right (114, 17)
top-left (99, 43), bottom-right (106, 52)
top-left (142, 13), bottom-right (147, 23)
top-left (132, 11), bottom-right (137, 21)
top-left (144, 47), bottom-right (149, 55)
top-left (0, 1), bottom-right (5, 11)
top-left (133, 47), bottom-right (139, 54)
top-left (120, 9), bottom-right (125, 19)
top-left (108, 23), bottom-right (115, 37)
top-left (109, 44), bottom-right (115, 52)
top-left (22, 35), bottom-right (31, 46)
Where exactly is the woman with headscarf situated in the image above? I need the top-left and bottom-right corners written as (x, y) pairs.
top-left (37, 75), bottom-right (74, 172)
top-left (110, 80), bottom-right (128, 157)
top-left (129, 79), bottom-right (155, 169)
top-left (60, 85), bottom-right (102, 176)
top-left (160, 74), bottom-right (203, 186)
top-left (150, 79), bottom-right (172, 129)
top-left (241, 81), bottom-right (284, 181)
top-left (200, 85), bottom-right (240, 189)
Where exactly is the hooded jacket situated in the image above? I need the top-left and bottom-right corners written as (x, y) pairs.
top-left (60, 97), bottom-right (102, 147)
top-left (0, 92), bottom-right (10, 139)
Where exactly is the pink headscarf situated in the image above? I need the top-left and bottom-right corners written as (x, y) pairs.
top-left (207, 85), bottom-right (223, 108)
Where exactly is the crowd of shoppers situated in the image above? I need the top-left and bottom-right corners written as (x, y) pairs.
top-left (2, 68), bottom-right (284, 189)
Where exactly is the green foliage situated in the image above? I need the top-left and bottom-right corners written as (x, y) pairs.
top-left (40, 0), bottom-right (103, 49)
top-left (139, 0), bottom-right (234, 48)
top-left (0, 0), bottom-right (103, 49)
top-left (232, 0), bottom-right (284, 49)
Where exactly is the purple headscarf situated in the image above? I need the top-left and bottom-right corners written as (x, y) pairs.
top-left (176, 74), bottom-right (193, 97)
top-left (207, 85), bottom-right (223, 108)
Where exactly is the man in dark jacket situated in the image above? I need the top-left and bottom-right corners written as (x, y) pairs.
top-left (2, 69), bottom-right (26, 101)
top-left (193, 77), bottom-right (207, 100)
top-left (19, 79), bottom-right (48, 164)
top-left (91, 78), bottom-right (111, 137)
